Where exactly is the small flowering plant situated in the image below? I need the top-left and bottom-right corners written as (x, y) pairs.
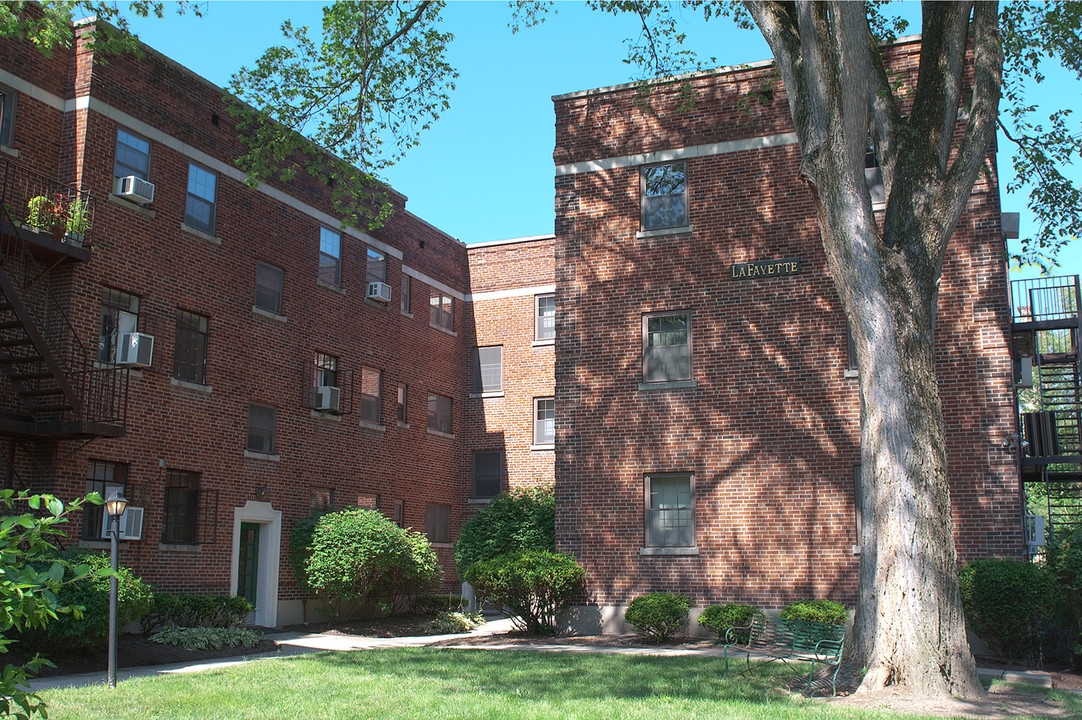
top-left (25, 193), bottom-right (91, 237)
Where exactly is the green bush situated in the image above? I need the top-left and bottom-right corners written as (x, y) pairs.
top-left (1043, 530), bottom-right (1082, 651)
top-left (288, 511), bottom-right (329, 595)
top-left (38, 551), bottom-right (153, 651)
top-left (624, 592), bottom-right (692, 643)
top-left (150, 626), bottom-right (264, 650)
top-left (698, 603), bottom-right (765, 643)
top-left (301, 508), bottom-right (441, 620)
top-left (779, 599), bottom-right (847, 625)
top-left (454, 487), bottom-right (554, 576)
top-left (425, 611), bottom-right (485, 634)
top-left (959, 558), bottom-right (1060, 663)
top-left (412, 594), bottom-right (468, 615)
top-left (464, 550), bottom-right (584, 635)
top-left (140, 593), bottom-right (254, 634)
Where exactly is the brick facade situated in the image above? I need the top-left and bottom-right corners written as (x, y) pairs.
top-left (552, 40), bottom-right (1022, 632)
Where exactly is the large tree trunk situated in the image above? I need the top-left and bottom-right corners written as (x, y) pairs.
top-left (746, 0), bottom-right (1002, 698)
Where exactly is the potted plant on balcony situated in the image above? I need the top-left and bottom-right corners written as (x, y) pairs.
top-left (25, 195), bottom-right (51, 231)
top-left (64, 196), bottom-right (91, 246)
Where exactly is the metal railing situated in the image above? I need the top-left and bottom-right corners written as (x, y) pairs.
top-left (1010, 275), bottom-right (1081, 324)
top-left (0, 161), bottom-right (126, 432)
top-left (0, 157), bottom-right (97, 247)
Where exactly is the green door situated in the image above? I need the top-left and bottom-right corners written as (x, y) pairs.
top-left (238, 522), bottom-right (260, 606)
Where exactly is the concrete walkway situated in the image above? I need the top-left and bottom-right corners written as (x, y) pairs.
top-left (29, 618), bottom-right (1053, 691)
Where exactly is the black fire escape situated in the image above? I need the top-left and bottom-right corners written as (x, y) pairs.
top-left (0, 157), bottom-right (127, 487)
top-left (1011, 275), bottom-right (1082, 542)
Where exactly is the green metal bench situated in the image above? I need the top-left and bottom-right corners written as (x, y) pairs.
top-left (722, 615), bottom-right (847, 696)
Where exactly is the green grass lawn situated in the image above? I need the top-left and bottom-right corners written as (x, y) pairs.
top-left (38, 648), bottom-right (1074, 720)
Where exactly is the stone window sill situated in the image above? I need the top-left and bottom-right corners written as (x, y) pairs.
top-left (468, 497), bottom-right (494, 505)
top-left (180, 222), bottom-right (222, 245)
top-left (170, 377), bottom-right (212, 393)
top-left (359, 420), bottom-right (386, 432)
top-left (639, 546), bottom-right (699, 556)
top-left (530, 444), bottom-right (555, 452)
top-left (532, 338), bottom-right (555, 347)
top-left (426, 428), bottom-right (455, 440)
top-left (244, 450), bottom-right (281, 462)
top-left (317, 279), bottom-right (346, 295)
top-left (429, 322), bottom-right (457, 337)
top-left (636, 224), bottom-right (693, 240)
top-left (638, 380), bottom-right (697, 392)
top-left (252, 306), bottom-right (287, 323)
top-left (843, 369), bottom-right (859, 379)
top-left (1, 145), bottom-right (18, 158)
top-left (469, 391), bottom-right (504, 399)
top-left (160, 543), bottom-right (201, 552)
top-left (311, 410), bottom-right (341, 421)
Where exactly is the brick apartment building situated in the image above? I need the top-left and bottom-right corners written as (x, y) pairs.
top-left (0, 20), bottom-right (1032, 631)
top-left (550, 39), bottom-right (1024, 632)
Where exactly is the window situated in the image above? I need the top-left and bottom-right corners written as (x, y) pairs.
top-left (535, 294), bottom-right (555, 341)
top-left (642, 311), bottom-right (691, 383)
top-left (645, 473), bottom-right (694, 547)
top-left (309, 487), bottom-right (333, 512)
top-left (472, 346), bottom-right (503, 394)
top-left (360, 366), bottom-right (381, 425)
top-left (173, 311), bottom-right (209, 385)
top-left (315, 352), bottom-right (338, 387)
top-left (97, 288), bottom-right (140, 364)
top-left (846, 324), bottom-right (860, 375)
top-left (163, 470), bottom-right (200, 544)
top-left (247, 403), bottom-right (276, 454)
top-left (401, 275), bottom-right (412, 314)
top-left (425, 503), bottom-right (450, 543)
top-left (393, 499), bottom-right (405, 527)
top-left (185, 162), bottom-right (217, 234)
top-left (366, 248), bottom-right (386, 284)
top-left (114, 128), bottom-right (150, 180)
top-left (83, 460), bottom-right (128, 539)
top-left (534, 397), bottom-right (555, 445)
top-left (255, 262), bottom-right (284, 315)
top-left (472, 451), bottom-right (502, 498)
top-left (641, 162), bottom-right (687, 231)
top-left (427, 393), bottom-right (452, 435)
top-left (0, 86), bottom-right (15, 147)
top-left (319, 227), bottom-right (341, 286)
top-left (865, 143), bottom-right (885, 205)
top-left (429, 290), bottom-right (454, 332)
top-left (397, 384), bottom-right (408, 424)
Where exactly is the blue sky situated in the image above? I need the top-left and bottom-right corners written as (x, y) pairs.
top-left (123, 1), bottom-right (1079, 278)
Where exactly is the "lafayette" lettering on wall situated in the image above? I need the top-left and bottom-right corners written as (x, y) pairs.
top-left (730, 258), bottom-right (802, 280)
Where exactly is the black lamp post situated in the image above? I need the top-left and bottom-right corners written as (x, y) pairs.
top-left (105, 491), bottom-right (128, 689)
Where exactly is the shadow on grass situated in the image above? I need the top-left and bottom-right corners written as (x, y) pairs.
top-left (309, 648), bottom-right (796, 705)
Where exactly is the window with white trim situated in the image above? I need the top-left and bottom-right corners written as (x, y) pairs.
top-left (319, 227), bottom-right (341, 286)
top-left (641, 162), bottom-right (687, 231)
top-left (645, 473), bottom-right (694, 548)
top-left (534, 397), bottom-right (555, 445)
top-left (115, 128), bottom-right (151, 180)
top-left (185, 162), bottom-right (217, 234)
top-left (472, 346), bottom-right (502, 394)
top-left (535, 294), bottom-right (555, 341)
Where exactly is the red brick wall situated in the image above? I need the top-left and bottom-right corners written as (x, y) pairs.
top-left (553, 41), bottom-right (1021, 614)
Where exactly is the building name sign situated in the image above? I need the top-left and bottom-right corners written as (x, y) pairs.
top-left (730, 258), bottom-right (802, 280)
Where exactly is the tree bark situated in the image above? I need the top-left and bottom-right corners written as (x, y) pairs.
top-left (745, 0), bottom-right (1002, 698)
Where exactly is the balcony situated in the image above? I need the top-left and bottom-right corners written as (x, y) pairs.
top-left (0, 158), bottom-right (96, 263)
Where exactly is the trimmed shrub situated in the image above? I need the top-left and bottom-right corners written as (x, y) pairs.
top-left (300, 508), bottom-right (441, 619)
top-left (779, 599), bottom-right (847, 625)
top-left (698, 603), bottom-right (765, 643)
top-left (140, 593), bottom-right (254, 634)
top-left (38, 552), bottom-right (153, 650)
top-left (624, 592), bottom-right (692, 643)
top-left (1043, 530), bottom-right (1082, 656)
top-left (464, 550), bottom-right (585, 635)
top-left (960, 558), bottom-right (1060, 663)
top-left (454, 487), bottom-right (554, 576)
top-left (150, 626), bottom-right (264, 650)
top-left (288, 510), bottom-right (330, 595)
top-left (412, 594), bottom-right (468, 615)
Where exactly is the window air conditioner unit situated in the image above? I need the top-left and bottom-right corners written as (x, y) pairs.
top-left (366, 281), bottom-right (392, 303)
top-left (312, 385), bottom-right (341, 412)
top-left (1024, 513), bottom-right (1046, 554)
top-left (114, 175), bottom-right (156, 204)
top-left (100, 506), bottom-right (144, 541)
top-left (117, 332), bottom-right (154, 368)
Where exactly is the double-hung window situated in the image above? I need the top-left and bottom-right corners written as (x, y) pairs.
top-left (173, 310), bottom-right (209, 385)
top-left (472, 346), bottom-right (502, 394)
top-left (534, 397), bottom-right (555, 446)
top-left (185, 162), bottom-right (217, 234)
top-left (114, 128), bottom-right (151, 180)
top-left (645, 473), bottom-right (694, 548)
top-left (535, 294), bottom-right (555, 341)
top-left (315, 352), bottom-right (338, 388)
top-left (82, 460), bottom-right (128, 539)
top-left (642, 311), bottom-right (691, 384)
top-left (397, 384), bottom-right (408, 424)
top-left (429, 290), bottom-right (454, 332)
top-left (366, 248), bottom-right (386, 283)
top-left (425, 503), bottom-right (450, 543)
top-left (472, 451), bottom-right (502, 498)
top-left (427, 393), bottom-right (452, 435)
top-left (255, 262), bottom-right (284, 315)
top-left (641, 162), bottom-right (687, 231)
top-left (98, 288), bottom-right (140, 364)
top-left (163, 469), bottom-right (200, 544)
top-left (0, 86), bottom-right (15, 147)
top-left (401, 275), bottom-right (412, 314)
top-left (247, 403), bottom-right (276, 455)
top-left (360, 366), bottom-right (381, 425)
top-left (319, 227), bottom-right (341, 286)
